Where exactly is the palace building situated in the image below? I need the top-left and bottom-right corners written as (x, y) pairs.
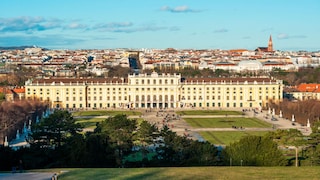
top-left (25, 72), bottom-right (283, 109)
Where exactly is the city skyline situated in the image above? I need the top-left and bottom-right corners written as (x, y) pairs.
top-left (1, 0), bottom-right (319, 51)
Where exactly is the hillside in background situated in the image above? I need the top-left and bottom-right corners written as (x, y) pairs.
top-left (0, 46), bottom-right (48, 50)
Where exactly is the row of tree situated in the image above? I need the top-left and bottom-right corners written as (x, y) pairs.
top-left (149, 66), bottom-right (320, 85)
top-left (0, 111), bottom-right (219, 170)
top-left (269, 99), bottom-right (320, 126)
top-left (0, 100), bottom-right (46, 145)
top-left (2, 110), bottom-right (320, 170)
top-left (271, 67), bottom-right (320, 85)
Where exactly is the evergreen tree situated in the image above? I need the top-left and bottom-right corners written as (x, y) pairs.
top-left (30, 110), bottom-right (83, 148)
top-left (96, 114), bottom-right (137, 167)
top-left (223, 135), bottom-right (287, 166)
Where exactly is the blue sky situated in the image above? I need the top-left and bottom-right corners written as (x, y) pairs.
top-left (1, 0), bottom-right (319, 51)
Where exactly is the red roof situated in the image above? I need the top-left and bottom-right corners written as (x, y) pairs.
top-left (0, 87), bottom-right (13, 94)
top-left (13, 88), bottom-right (25, 94)
top-left (297, 84), bottom-right (320, 92)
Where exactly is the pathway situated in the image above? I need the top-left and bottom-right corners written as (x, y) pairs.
top-left (0, 172), bottom-right (57, 180)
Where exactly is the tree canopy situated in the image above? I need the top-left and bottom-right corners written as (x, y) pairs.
top-left (223, 135), bottom-right (287, 166)
top-left (31, 110), bottom-right (83, 148)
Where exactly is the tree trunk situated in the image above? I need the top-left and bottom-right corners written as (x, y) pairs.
top-left (295, 146), bottom-right (298, 167)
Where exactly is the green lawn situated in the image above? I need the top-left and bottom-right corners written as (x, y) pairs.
top-left (75, 117), bottom-right (146, 130)
top-left (184, 117), bottom-right (271, 128)
top-left (75, 118), bottom-right (105, 128)
top-left (199, 131), bottom-right (269, 145)
top-left (176, 110), bottom-right (243, 116)
top-left (57, 167), bottom-right (320, 180)
top-left (72, 110), bottom-right (142, 116)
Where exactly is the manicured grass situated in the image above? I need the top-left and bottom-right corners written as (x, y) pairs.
top-left (75, 118), bottom-right (105, 128)
top-left (72, 110), bottom-right (142, 116)
top-left (184, 117), bottom-right (272, 128)
top-left (58, 167), bottom-right (320, 180)
top-left (176, 110), bottom-right (243, 116)
top-left (199, 131), bottom-right (269, 145)
top-left (76, 118), bottom-right (145, 129)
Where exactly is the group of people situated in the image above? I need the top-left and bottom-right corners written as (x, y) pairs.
top-left (231, 125), bottom-right (244, 130)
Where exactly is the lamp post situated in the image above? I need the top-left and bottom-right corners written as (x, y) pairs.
top-left (241, 159), bottom-right (243, 166)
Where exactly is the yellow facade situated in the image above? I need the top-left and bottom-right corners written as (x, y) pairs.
top-left (289, 91), bottom-right (320, 101)
top-left (25, 73), bottom-right (283, 109)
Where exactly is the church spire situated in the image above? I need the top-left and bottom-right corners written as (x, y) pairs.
top-left (268, 35), bottom-right (273, 52)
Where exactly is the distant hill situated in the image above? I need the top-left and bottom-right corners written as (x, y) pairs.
top-left (0, 46), bottom-right (49, 50)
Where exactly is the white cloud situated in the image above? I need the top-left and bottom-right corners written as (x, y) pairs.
top-left (0, 16), bottom-right (90, 33)
top-left (277, 33), bottom-right (289, 39)
top-left (214, 28), bottom-right (228, 33)
top-left (160, 5), bottom-right (201, 13)
top-left (67, 23), bottom-right (87, 29)
top-left (277, 33), bottom-right (307, 39)
top-left (0, 16), bottom-right (62, 32)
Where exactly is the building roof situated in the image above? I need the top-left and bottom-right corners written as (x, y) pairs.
top-left (13, 88), bottom-right (25, 94)
top-left (214, 61), bottom-right (236, 66)
top-left (296, 83), bottom-right (320, 92)
top-left (238, 60), bottom-right (263, 67)
top-left (0, 87), bottom-right (13, 94)
top-left (31, 77), bottom-right (127, 84)
top-left (182, 77), bottom-right (278, 83)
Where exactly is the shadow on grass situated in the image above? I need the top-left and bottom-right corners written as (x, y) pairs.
top-left (59, 168), bottom-right (165, 180)
top-left (125, 169), bottom-right (164, 180)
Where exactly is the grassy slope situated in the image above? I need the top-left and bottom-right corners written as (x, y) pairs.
top-left (58, 167), bottom-right (320, 180)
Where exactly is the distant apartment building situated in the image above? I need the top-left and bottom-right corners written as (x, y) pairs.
top-left (285, 83), bottom-right (320, 100)
top-left (25, 72), bottom-right (283, 109)
top-left (0, 87), bottom-right (25, 101)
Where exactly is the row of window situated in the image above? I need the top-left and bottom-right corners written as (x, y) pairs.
top-left (182, 91), bottom-right (278, 95)
top-left (181, 95), bottom-right (276, 101)
top-left (65, 103), bottom-right (118, 109)
top-left (63, 102), bottom-right (259, 109)
top-left (132, 79), bottom-right (176, 85)
top-left (28, 86), bottom-right (279, 93)
top-left (182, 87), bottom-right (277, 91)
top-left (48, 95), bottom-right (277, 102)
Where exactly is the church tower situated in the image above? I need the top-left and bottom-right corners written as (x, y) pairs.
top-left (267, 35), bottom-right (273, 52)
